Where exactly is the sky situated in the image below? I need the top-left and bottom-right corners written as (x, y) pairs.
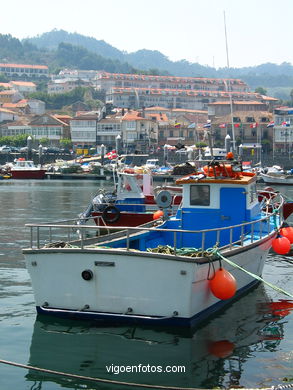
top-left (1, 0), bottom-right (293, 69)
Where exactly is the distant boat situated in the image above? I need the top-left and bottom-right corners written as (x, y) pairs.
top-left (260, 172), bottom-right (293, 185)
top-left (10, 158), bottom-right (46, 180)
top-left (78, 168), bottom-right (182, 227)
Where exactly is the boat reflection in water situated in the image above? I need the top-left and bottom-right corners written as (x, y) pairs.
top-left (26, 284), bottom-right (290, 390)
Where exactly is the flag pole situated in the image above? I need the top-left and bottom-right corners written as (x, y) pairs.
top-left (224, 11), bottom-right (236, 153)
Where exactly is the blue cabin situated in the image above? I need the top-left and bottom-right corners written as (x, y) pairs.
top-left (101, 168), bottom-right (270, 252)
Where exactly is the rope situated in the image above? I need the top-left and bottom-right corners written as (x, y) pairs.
top-left (0, 358), bottom-right (199, 390)
top-left (212, 248), bottom-right (293, 299)
top-left (0, 357), bottom-right (292, 390)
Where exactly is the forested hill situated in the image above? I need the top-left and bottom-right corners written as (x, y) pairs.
top-left (1, 30), bottom-right (293, 99)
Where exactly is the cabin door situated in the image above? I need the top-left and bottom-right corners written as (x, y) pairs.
top-left (220, 187), bottom-right (246, 243)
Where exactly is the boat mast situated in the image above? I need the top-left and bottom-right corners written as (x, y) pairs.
top-left (224, 11), bottom-right (236, 153)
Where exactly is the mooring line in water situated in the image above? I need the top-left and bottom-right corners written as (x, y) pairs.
top-left (1, 357), bottom-right (293, 390)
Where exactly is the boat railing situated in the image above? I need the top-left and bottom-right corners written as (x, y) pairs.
top-left (25, 203), bottom-right (283, 252)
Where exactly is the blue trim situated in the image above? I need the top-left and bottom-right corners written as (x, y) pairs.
top-left (36, 279), bottom-right (260, 328)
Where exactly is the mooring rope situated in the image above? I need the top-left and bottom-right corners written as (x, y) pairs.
top-left (0, 357), bottom-right (293, 390)
top-left (212, 248), bottom-right (293, 299)
top-left (147, 244), bottom-right (293, 299)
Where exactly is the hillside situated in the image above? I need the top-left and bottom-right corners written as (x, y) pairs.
top-left (1, 30), bottom-right (293, 99)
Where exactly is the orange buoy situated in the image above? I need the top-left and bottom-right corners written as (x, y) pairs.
top-left (208, 340), bottom-right (235, 358)
top-left (271, 235), bottom-right (291, 255)
top-left (226, 152), bottom-right (234, 160)
top-left (209, 268), bottom-right (237, 300)
top-left (153, 210), bottom-right (164, 220)
top-left (279, 226), bottom-right (293, 244)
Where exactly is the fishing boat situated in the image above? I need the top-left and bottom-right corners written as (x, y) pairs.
top-left (10, 158), bottom-right (46, 179)
top-left (79, 168), bottom-right (182, 227)
top-left (259, 172), bottom-right (293, 185)
top-left (23, 158), bottom-right (293, 327)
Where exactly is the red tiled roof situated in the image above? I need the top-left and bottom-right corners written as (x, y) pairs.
top-left (209, 100), bottom-right (265, 105)
top-left (10, 81), bottom-right (36, 87)
top-left (100, 72), bottom-right (246, 85)
top-left (145, 113), bottom-right (168, 121)
top-left (0, 63), bottom-right (48, 69)
top-left (0, 108), bottom-right (17, 114)
top-left (122, 111), bottom-right (152, 121)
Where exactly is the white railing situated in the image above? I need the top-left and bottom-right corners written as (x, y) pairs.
top-left (25, 211), bottom-right (280, 253)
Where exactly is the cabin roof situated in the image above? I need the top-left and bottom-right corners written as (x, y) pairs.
top-left (176, 173), bottom-right (256, 185)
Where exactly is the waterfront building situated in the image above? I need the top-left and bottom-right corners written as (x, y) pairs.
top-left (0, 117), bottom-right (31, 137)
top-left (121, 110), bottom-right (158, 152)
top-left (70, 112), bottom-right (101, 150)
top-left (28, 114), bottom-right (70, 143)
top-left (273, 106), bottom-right (293, 157)
top-left (207, 101), bottom-right (274, 158)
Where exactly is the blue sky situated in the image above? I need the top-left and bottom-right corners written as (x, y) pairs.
top-left (1, 0), bottom-right (293, 69)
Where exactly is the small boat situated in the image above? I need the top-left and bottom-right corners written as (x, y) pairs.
top-left (79, 168), bottom-right (182, 227)
top-left (23, 158), bottom-right (293, 327)
top-left (260, 172), bottom-right (293, 185)
top-left (10, 158), bottom-right (46, 180)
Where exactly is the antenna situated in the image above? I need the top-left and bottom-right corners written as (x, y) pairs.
top-left (224, 11), bottom-right (236, 152)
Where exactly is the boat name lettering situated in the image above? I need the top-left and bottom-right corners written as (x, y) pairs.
top-left (94, 261), bottom-right (115, 267)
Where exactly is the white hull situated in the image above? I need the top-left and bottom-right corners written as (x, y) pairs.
top-left (260, 173), bottom-right (293, 185)
top-left (25, 239), bottom-right (271, 326)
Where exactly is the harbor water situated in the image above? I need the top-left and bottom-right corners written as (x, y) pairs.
top-left (0, 179), bottom-right (293, 390)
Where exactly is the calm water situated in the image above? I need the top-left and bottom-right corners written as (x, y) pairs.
top-left (0, 180), bottom-right (293, 390)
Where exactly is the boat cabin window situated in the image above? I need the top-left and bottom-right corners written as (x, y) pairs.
top-left (190, 185), bottom-right (210, 206)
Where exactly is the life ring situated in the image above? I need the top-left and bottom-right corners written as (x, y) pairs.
top-left (102, 205), bottom-right (121, 223)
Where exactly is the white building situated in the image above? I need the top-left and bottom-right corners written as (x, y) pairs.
top-left (9, 81), bottom-right (37, 94)
top-left (0, 108), bottom-right (19, 122)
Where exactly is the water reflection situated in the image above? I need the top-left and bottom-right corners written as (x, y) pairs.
top-left (25, 284), bottom-right (289, 390)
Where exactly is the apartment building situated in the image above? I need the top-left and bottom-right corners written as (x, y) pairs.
top-left (106, 87), bottom-right (263, 111)
top-left (96, 72), bottom-right (249, 93)
top-left (0, 63), bottom-right (48, 78)
top-left (273, 106), bottom-right (293, 156)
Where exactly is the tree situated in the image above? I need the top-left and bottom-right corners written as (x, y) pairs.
top-left (0, 72), bottom-right (8, 82)
top-left (39, 137), bottom-right (49, 146)
top-left (60, 138), bottom-right (72, 150)
top-left (255, 87), bottom-right (267, 95)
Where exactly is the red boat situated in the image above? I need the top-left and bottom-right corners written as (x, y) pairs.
top-left (10, 159), bottom-right (46, 180)
top-left (78, 169), bottom-right (182, 227)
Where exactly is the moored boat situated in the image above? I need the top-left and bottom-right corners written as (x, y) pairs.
top-left (10, 158), bottom-right (46, 179)
top-left (79, 168), bottom-right (182, 227)
top-left (23, 158), bottom-right (293, 327)
top-left (260, 172), bottom-right (293, 185)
